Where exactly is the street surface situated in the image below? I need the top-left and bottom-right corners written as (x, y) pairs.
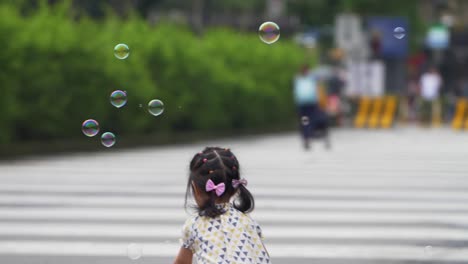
top-left (1, 127), bottom-right (468, 263)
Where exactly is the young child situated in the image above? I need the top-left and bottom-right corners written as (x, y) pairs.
top-left (174, 147), bottom-right (270, 264)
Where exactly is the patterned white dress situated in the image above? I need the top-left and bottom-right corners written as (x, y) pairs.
top-left (180, 203), bottom-right (270, 264)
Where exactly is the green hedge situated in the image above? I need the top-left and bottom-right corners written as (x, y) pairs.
top-left (0, 2), bottom-right (306, 145)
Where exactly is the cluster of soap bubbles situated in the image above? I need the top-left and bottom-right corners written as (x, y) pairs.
top-left (108, 89), bottom-right (164, 116)
top-left (83, 24), bottom-right (405, 148)
top-left (81, 44), bottom-right (165, 148)
top-left (81, 119), bottom-right (116, 147)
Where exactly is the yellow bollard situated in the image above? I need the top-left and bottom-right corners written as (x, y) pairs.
top-left (452, 99), bottom-right (467, 130)
top-left (354, 97), bottom-right (371, 128)
top-left (464, 117), bottom-right (468, 130)
top-left (380, 96), bottom-right (397, 129)
top-left (368, 97), bottom-right (383, 129)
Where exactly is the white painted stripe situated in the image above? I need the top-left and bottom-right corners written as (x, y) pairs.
top-left (0, 194), bottom-right (465, 211)
top-left (2, 184), bottom-right (468, 200)
top-left (1, 208), bottom-right (468, 224)
top-left (0, 241), bottom-right (467, 261)
top-left (0, 223), bottom-right (180, 237)
top-left (2, 167), bottom-right (468, 177)
top-left (0, 195), bottom-right (184, 207)
top-left (0, 223), bottom-right (467, 240)
top-left (2, 162), bottom-right (467, 169)
top-left (2, 177), bottom-right (468, 192)
top-left (265, 244), bottom-right (468, 261)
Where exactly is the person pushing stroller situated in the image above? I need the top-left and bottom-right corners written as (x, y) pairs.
top-left (293, 64), bottom-right (330, 150)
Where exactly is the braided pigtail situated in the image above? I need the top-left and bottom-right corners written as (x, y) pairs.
top-left (221, 149), bottom-right (254, 213)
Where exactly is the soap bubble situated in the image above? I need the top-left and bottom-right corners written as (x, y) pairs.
top-left (101, 132), bottom-right (116, 148)
top-left (82, 119), bottom-right (100, 137)
top-left (259, 22), bottom-right (280, 44)
top-left (127, 243), bottom-right (142, 260)
top-left (114, 43), bottom-right (130, 59)
top-left (424, 245), bottom-right (433, 256)
top-left (393, 27), bottom-right (405, 39)
top-left (147, 99), bottom-right (164, 116)
top-left (110, 90), bottom-right (127, 108)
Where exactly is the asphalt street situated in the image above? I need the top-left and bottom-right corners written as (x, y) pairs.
top-left (1, 127), bottom-right (468, 263)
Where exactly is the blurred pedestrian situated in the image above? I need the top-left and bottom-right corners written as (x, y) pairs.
top-left (407, 67), bottom-right (420, 122)
top-left (174, 147), bottom-right (270, 264)
top-left (326, 67), bottom-right (345, 126)
top-left (419, 66), bottom-right (442, 126)
top-left (293, 64), bottom-right (319, 149)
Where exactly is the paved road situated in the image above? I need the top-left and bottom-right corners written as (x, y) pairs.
top-left (1, 127), bottom-right (468, 264)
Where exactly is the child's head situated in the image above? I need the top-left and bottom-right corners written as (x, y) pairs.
top-left (185, 147), bottom-right (254, 218)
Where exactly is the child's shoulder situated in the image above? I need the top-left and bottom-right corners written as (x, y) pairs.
top-left (231, 207), bottom-right (259, 226)
top-left (183, 214), bottom-right (201, 229)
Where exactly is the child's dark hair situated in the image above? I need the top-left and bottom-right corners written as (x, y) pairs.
top-left (185, 147), bottom-right (254, 218)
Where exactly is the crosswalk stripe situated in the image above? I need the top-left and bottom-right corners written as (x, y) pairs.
top-left (1, 184), bottom-right (468, 201)
top-left (1, 208), bottom-right (468, 226)
top-left (0, 194), bottom-right (466, 211)
top-left (0, 241), bottom-right (467, 261)
top-left (0, 223), bottom-right (467, 240)
top-left (3, 168), bottom-right (468, 176)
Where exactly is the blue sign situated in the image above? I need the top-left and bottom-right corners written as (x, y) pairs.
top-left (367, 17), bottom-right (409, 58)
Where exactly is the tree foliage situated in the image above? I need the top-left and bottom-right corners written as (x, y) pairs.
top-left (0, 1), bottom-right (305, 144)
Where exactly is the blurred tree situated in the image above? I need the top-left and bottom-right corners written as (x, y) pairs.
top-left (286, 0), bottom-right (341, 27)
top-left (209, 0), bottom-right (264, 13)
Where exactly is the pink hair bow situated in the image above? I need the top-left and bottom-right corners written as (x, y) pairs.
top-left (232, 179), bottom-right (248, 188)
top-left (205, 179), bottom-right (225, 196)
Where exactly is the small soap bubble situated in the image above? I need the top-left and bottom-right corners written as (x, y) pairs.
top-left (424, 245), bottom-right (433, 256)
top-left (101, 132), bottom-right (116, 148)
top-left (82, 119), bottom-right (100, 137)
top-left (114, 43), bottom-right (130, 59)
top-left (259, 22), bottom-right (280, 44)
top-left (127, 243), bottom-right (142, 260)
top-left (393, 27), bottom-right (405, 39)
top-left (110, 90), bottom-right (127, 108)
top-left (301, 116), bottom-right (310, 126)
top-left (139, 104), bottom-right (142, 108)
top-left (147, 99), bottom-right (164, 116)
